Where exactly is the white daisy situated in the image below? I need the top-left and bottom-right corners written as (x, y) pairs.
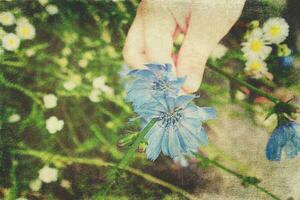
top-left (29, 179), bottom-right (42, 191)
top-left (0, 27), bottom-right (7, 39)
top-left (263, 17), bottom-right (289, 44)
top-left (46, 116), bottom-right (64, 134)
top-left (63, 80), bottom-right (76, 91)
top-left (38, 0), bottom-right (48, 6)
top-left (46, 4), bottom-right (59, 15)
top-left (92, 76), bottom-right (107, 89)
top-left (8, 113), bottom-right (21, 123)
top-left (16, 17), bottom-right (29, 25)
top-left (78, 59), bottom-right (88, 68)
top-left (43, 94), bottom-right (57, 109)
top-left (209, 44), bottom-right (228, 60)
top-left (2, 33), bottom-right (21, 51)
top-left (241, 37), bottom-right (271, 60)
top-left (38, 166), bottom-right (58, 183)
top-left (16, 21), bottom-right (36, 40)
top-left (60, 179), bottom-right (71, 189)
top-left (244, 59), bottom-right (268, 79)
top-left (0, 12), bottom-right (15, 26)
top-left (89, 89), bottom-right (101, 103)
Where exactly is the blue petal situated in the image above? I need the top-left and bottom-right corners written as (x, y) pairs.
top-left (168, 125), bottom-right (182, 158)
top-left (145, 122), bottom-right (165, 160)
top-left (128, 69), bottom-right (156, 80)
top-left (197, 107), bottom-right (217, 121)
top-left (266, 127), bottom-right (289, 161)
top-left (175, 95), bottom-right (196, 108)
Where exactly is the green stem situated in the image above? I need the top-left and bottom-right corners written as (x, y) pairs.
top-left (206, 64), bottom-right (279, 103)
top-left (196, 154), bottom-right (281, 200)
top-left (0, 73), bottom-right (43, 107)
top-left (100, 118), bottom-right (158, 197)
top-left (15, 148), bottom-right (196, 200)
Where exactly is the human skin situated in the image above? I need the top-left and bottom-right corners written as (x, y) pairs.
top-left (123, 0), bottom-right (246, 93)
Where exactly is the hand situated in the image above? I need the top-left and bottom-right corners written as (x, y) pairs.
top-left (123, 0), bottom-right (245, 92)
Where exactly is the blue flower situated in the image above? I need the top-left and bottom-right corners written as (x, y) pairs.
top-left (279, 56), bottom-right (293, 68)
top-left (266, 121), bottom-right (300, 161)
top-left (126, 63), bottom-right (185, 108)
top-left (135, 95), bottom-right (216, 160)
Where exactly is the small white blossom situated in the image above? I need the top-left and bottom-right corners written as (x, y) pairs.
top-left (25, 49), bottom-right (36, 57)
top-left (209, 44), bottom-right (228, 60)
top-left (60, 179), bottom-right (71, 189)
top-left (92, 76), bottom-right (107, 89)
top-left (241, 36), bottom-right (271, 60)
top-left (8, 113), bottom-right (21, 123)
top-left (0, 12), bottom-right (15, 26)
top-left (89, 89), bottom-right (101, 103)
top-left (46, 4), bottom-right (59, 15)
top-left (38, 166), bottom-right (58, 183)
top-left (43, 94), bottom-right (57, 109)
top-left (2, 33), bottom-right (21, 51)
top-left (62, 47), bottom-right (71, 56)
top-left (244, 59), bottom-right (268, 79)
top-left (263, 17), bottom-right (289, 44)
top-left (38, 0), bottom-right (48, 6)
top-left (29, 179), bottom-right (42, 191)
top-left (46, 116), bottom-right (64, 134)
top-left (78, 59), bottom-right (88, 68)
top-left (16, 21), bottom-right (36, 40)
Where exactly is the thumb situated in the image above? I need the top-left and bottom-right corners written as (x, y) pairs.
top-left (176, 0), bottom-right (245, 93)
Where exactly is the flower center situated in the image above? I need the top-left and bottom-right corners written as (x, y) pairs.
top-left (249, 61), bottom-right (262, 71)
top-left (160, 108), bottom-right (182, 127)
top-left (270, 25), bottom-right (280, 37)
top-left (152, 79), bottom-right (169, 91)
top-left (21, 27), bottom-right (30, 36)
top-left (250, 40), bottom-right (263, 52)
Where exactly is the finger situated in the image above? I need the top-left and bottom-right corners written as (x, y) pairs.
top-left (142, 0), bottom-right (177, 73)
top-left (123, 5), bottom-right (147, 69)
top-left (177, 0), bottom-right (245, 93)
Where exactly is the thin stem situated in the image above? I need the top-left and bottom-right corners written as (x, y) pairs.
top-left (15, 148), bottom-right (196, 200)
top-left (206, 64), bottom-right (279, 103)
top-left (195, 154), bottom-right (281, 200)
top-left (0, 73), bottom-right (43, 107)
top-left (99, 118), bottom-right (158, 197)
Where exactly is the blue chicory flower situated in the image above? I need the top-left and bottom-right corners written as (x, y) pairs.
top-left (266, 121), bottom-right (300, 161)
top-left (126, 63), bottom-right (185, 108)
top-left (135, 95), bottom-right (216, 160)
top-left (279, 56), bottom-right (293, 68)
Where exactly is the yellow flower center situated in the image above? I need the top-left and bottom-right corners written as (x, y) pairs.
top-left (21, 26), bottom-right (30, 36)
top-left (250, 40), bottom-right (263, 52)
top-left (270, 25), bottom-right (280, 37)
top-left (249, 61), bottom-right (262, 71)
top-left (8, 38), bottom-right (16, 46)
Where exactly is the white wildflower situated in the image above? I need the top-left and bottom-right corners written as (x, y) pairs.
top-left (43, 94), bottom-right (57, 109)
top-left (92, 76), bottom-right (107, 89)
top-left (0, 28), bottom-right (6, 39)
top-left (63, 81), bottom-right (76, 91)
top-left (244, 59), bottom-right (268, 79)
top-left (78, 59), bottom-right (88, 68)
top-left (209, 44), bottom-right (228, 60)
top-left (16, 17), bottom-right (29, 25)
top-left (62, 47), bottom-right (71, 56)
top-left (29, 179), bottom-right (42, 191)
top-left (241, 36), bottom-right (271, 60)
top-left (8, 113), bottom-right (21, 123)
top-left (89, 89), bottom-right (101, 103)
top-left (0, 12), bottom-right (15, 26)
top-left (46, 4), bottom-right (58, 15)
top-left (16, 21), bottom-right (36, 40)
top-left (2, 33), bottom-right (21, 51)
top-left (38, 0), bottom-right (48, 6)
top-left (60, 179), bottom-right (71, 189)
top-left (46, 116), bottom-right (64, 134)
top-left (25, 49), bottom-right (36, 57)
top-left (263, 17), bottom-right (289, 44)
top-left (235, 91), bottom-right (247, 100)
top-left (38, 166), bottom-right (58, 183)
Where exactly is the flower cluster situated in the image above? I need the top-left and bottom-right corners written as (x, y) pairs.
top-left (0, 12), bottom-right (36, 52)
top-left (126, 63), bottom-right (216, 161)
top-left (242, 18), bottom-right (290, 79)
